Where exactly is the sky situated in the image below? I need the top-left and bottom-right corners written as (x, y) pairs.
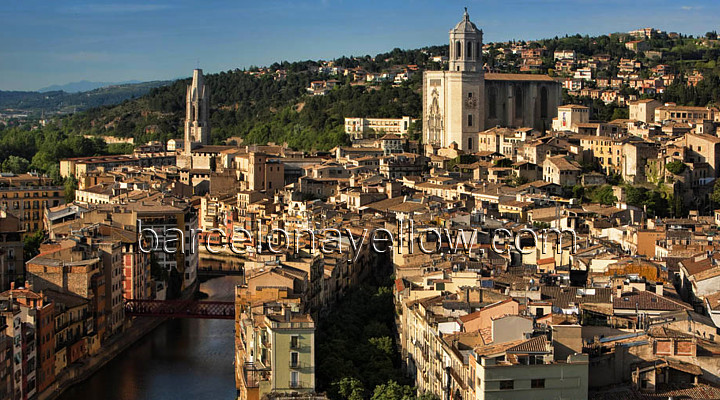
top-left (1, 0), bottom-right (718, 91)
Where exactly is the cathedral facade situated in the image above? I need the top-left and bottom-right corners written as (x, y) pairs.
top-left (423, 10), bottom-right (561, 152)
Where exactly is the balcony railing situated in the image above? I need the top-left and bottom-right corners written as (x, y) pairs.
top-left (289, 360), bottom-right (305, 369)
top-left (242, 363), bottom-right (261, 388)
top-left (289, 381), bottom-right (306, 389)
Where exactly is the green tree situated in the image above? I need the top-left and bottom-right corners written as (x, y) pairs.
top-left (23, 230), bottom-right (44, 261)
top-left (63, 176), bottom-right (78, 203)
top-left (334, 377), bottom-right (366, 400)
top-left (711, 179), bottom-right (720, 205)
top-left (588, 185), bottom-right (617, 205)
top-left (371, 381), bottom-right (416, 400)
top-left (1, 156), bottom-right (30, 174)
top-left (665, 160), bottom-right (686, 175)
top-left (493, 158), bottom-right (513, 168)
top-left (572, 184), bottom-right (585, 200)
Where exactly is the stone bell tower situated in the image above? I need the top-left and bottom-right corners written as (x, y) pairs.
top-left (449, 8), bottom-right (483, 73)
top-left (184, 69), bottom-right (210, 153)
top-left (423, 9), bottom-right (485, 152)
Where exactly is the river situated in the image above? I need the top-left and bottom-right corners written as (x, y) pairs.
top-left (58, 275), bottom-right (243, 400)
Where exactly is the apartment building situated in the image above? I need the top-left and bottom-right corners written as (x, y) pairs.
top-left (0, 173), bottom-right (64, 234)
top-left (234, 151), bottom-right (285, 192)
top-left (542, 155), bottom-right (581, 186)
top-left (0, 300), bottom-right (37, 400)
top-left (629, 99), bottom-right (662, 124)
top-left (655, 105), bottom-right (715, 124)
top-left (0, 211), bottom-right (23, 291)
top-left (344, 116), bottom-right (415, 140)
top-left (470, 337), bottom-right (589, 400)
top-left (236, 303), bottom-right (315, 400)
top-left (59, 153), bottom-right (176, 178)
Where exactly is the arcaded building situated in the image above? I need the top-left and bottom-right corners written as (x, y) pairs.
top-left (423, 10), bottom-right (561, 152)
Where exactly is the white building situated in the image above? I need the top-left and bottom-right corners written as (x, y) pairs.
top-left (552, 105), bottom-right (590, 131)
top-left (344, 116), bottom-right (414, 139)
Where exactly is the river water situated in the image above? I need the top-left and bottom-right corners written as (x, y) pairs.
top-left (58, 275), bottom-right (242, 400)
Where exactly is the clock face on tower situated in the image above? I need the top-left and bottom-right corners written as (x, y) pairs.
top-left (465, 97), bottom-right (478, 108)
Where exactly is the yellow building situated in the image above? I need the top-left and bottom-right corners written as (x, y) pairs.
top-left (0, 173), bottom-right (64, 234)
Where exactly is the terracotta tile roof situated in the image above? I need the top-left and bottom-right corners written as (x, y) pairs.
top-left (613, 291), bottom-right (691, 312)
top-left (541, 286), bottom-right (612, 309)
top-left (485, 73), bottom-right (557, 82)
top-left (704, 292), bottom-right (720, 311)
top-left (507, 335), bottom-right (549, 353)
top-left (680, 256), bottom-right (713, 276)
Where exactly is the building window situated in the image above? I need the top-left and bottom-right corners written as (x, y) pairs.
top-left (466, 41), bottom-right (473, 59)
top-left (467, 137), bottom-right (473, 150)
top-left (531, 378), bottom-right (545, 388)
top-left (499, 380), bottom-right (514, 390)
top-left (467, 114), bottom-right (473, 127)
top-left (455, 41), bottom-right (462, 59)
top-left (468, 92), bottom-right (473, 98)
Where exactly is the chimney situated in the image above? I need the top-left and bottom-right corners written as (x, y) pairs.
top-left (24, 281), bottom-right (30, 291)
top-left (10, 282), bottom-right (14, 290)
top-left (616, 285), bottom-right (623, 298)
top-left (655, 282), bottom-right (663, 297)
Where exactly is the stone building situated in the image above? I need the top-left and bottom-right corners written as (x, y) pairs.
top-left (177, 69), bottom-right (216, 170)
top-left (423, 9), bottom-right (561, 152)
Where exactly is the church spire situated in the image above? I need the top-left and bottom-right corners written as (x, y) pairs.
top-left (184, 68), bottom-right (210, 152)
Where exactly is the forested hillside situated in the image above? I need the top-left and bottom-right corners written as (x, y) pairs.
top-left (2, 30), bottom-right (720, 183)
top-left (34, 47), bottom-right (433, 150)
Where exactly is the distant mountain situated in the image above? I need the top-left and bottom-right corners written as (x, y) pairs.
top-left (38, 80), bottom-right (143, 93)
top-left (0, 80), bottom-right (173, 115)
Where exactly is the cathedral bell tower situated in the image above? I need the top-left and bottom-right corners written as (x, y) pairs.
top-left (449, 8), bottom-right (483, 72)
top-left (423, 9), bottom-right (485, 153)
top-left (184, 69), bottom-right (210, 153)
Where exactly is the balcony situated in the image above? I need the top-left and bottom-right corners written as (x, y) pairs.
top-left (241, 363), bottom-right (262, 388)
top-left (289, 360), bottom-right (305, 369)
top-left (289, 380), bottom-right (306, 389)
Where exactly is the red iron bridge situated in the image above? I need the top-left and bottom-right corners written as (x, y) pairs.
top-left (124, 299), bottom-right (235, 319)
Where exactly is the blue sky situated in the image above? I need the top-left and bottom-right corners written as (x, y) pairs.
top-left (1, 0), bottom-right (718, 91)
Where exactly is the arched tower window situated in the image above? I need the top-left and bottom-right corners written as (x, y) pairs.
top-left (488, 87), bottom-right (497, 119)
top-left (540, 87), bottom-right (549, 118)
top-left (514, 86), bottom-right (523, 119)
top-left (467, 41), bottom-right (472, 59)
top-left (456, 41), bottom-right (462, 59)
top-left (467, 137), bottom-right (473, 150)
